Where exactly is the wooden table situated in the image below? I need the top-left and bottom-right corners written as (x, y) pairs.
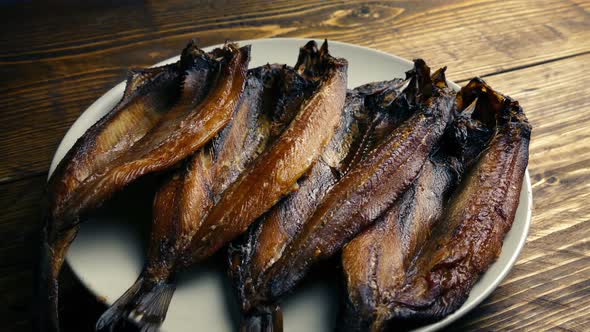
top-left (2, 1), bottom-right (589, 331)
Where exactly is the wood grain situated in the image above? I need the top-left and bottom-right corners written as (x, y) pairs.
top-left (1, 176), bottom-right (44, 331)
top-left (1, 0), bottom-right (589, 183)
top-left (1, 0), bottom-right (589, 331)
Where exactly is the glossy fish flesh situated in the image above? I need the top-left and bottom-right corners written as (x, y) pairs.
top-left (95, 64), bottom-right (294, 331)
top-left (227, 77), bottom-right (408, 331)
top-left (363, 79), bottom-right (531, 328)
top-left (340, 77), bottom-right (498, 331)
top-left (96, 41), bottom-right (334, 331)
top-left (183, 40), bottom-right (348, 264)
top-left (38, 42), bottom-right (249, 332)
top-left (264, 59), bottom-right (455, 306)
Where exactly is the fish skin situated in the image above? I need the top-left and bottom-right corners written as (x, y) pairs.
top-left (340, 156), bottom-right (460, 332)
top-left (146, 153), bottom-right (214, 280)
top-left (36, 42), bottom-right (211, 332)
top-left (229, 64), bottom-right (449, 332)
top-left (229, 90), bottom-right (367, 314)
top-left (339, 76), bottom-right (497, 331)
top-left (140, 64), bottom-right (295, 283)
top-left (265, 60), bottom-right (456, 302)
top-left (46, 42), bottom-right (215, 226)
top-left (47, 67), bottom-right (180, 226)
top-left (174, 43), bottom-right (325, 270)
top-left (184, 40), bottom-right (349, 264)
top-left (379, 79), bottom-right (531, 326)
top-left (93, 153), bottom-right (216, 331)
top-left (252, 91), bottom-right (368, 277)
top-left (227, 77), bottom-right (407, 322)
top-left (208, 63), bottom-right (319, 200)
top-left (58, 44), bottom-right (250, 224)
top-left (37, 42), bottom-right (247, 332)
top-left (97, 41), bottom-right (328, 331)
top-left (95, 64), bottom-right (287, 331)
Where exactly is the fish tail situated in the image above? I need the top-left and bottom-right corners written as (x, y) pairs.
top-left (134, 281), bottom-right (176, 332)
top-left (34, 224), bottom-right (61, 332)
top-left (240, 304), bottom-right (283, 332)
top-left (34, 220), bottom-right (77, 332)
top-left (96, 276), bottom-right (176, 331)
top-left (95, 277), bottom-right (144, 330)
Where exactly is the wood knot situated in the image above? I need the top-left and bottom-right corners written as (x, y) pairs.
top-left (547, 176), bottom-right (558, 184)
top-left (325, 3), bottom-right (404, 28)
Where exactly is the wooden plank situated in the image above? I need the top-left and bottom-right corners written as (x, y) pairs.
top-left (0, 176), bottom-right (44, 332)
top-left (1, 0), bottom-right (589, 182)
top-left (3, 52), bottom-right (588, 331)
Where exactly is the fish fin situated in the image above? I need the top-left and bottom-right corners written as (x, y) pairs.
top-left (403, 59), bottom-right (433, 104)
top-left (35, 220), bottom-right (78, 332)
top-left (95, 277), bottom-right (145, 331)
top-left (97, 277), bottom-right (176, 331)
top-left (140, 324), bottom-right (161, 332)
top-left (240, 305), bottom-right (283, 332)
top-left (431, 66), bottom-right (448, 89)
top-left (294, 40), bottom-right (319, 74)
top-left (132, 282), bottom-right (176, 331)
top-left (123, 64), bottom-right (178, 102)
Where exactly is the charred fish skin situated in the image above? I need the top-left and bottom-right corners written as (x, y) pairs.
top-left (227, 75), bottom-right (409, 324)
top-left (95, 153), bottom-right (214, 331)
top-left (47, 64), bottom-right (180, 213)
top-left (183, 42), bottom-right (329, 267)
top-left (340, 156), bottom-right (460, 332)
top-left (47, 41), bottom-right (215, 226)
top-left (229, 89), bottom-right (367, 316)
top-left (339, 76), bottom-right (497, 331)
top-left (44, 45), bottom-right (248, 322)
top-left (388, 79), bottom-right (531, 323)
top-left (342, 78), bottom-right (409, 172)
top-left (96, 64), bottom-right (287, 331)
top-left (230, 65), bottom-right (426, 330)
top-left (265, 59), bottom-right (455, 302)
top-left (36, 41), bottom-right (216, 332)
top-left (185, 40), bottom-right (348, 264)
top-left (209, 63), bottom-right (314, 199)
top-left (59, 43), bottom-right (251, 224)
top-left (268, 64), bottom-right (320, 141)
top-left (98, 40), bottom-right (326, 331)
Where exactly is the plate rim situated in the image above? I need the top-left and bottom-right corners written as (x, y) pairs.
top-left (48, 37), bottom-right (533, 332)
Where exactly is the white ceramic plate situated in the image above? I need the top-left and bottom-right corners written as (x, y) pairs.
top-left (49, 38), bottom-right (532, 332)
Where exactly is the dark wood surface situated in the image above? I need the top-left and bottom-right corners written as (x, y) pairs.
top-left (1, 1), bottom-right (589, 331)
